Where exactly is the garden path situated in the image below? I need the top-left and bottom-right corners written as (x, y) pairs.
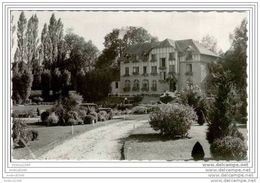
top-left (40, 116), bottom-right (148, 160)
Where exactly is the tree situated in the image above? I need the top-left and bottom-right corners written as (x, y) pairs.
top-left (16, 11), bottom-right (27, 63)
top-left (41, 23), bottom-right (51, 68)
top-left (96, 26), bottom-right (156, 69)
top-left (12, 62), bottom-right (33, 104)
top-left (61, 70), bottom-right (71, 97)
top-left (222, 19), bottom-right (247, 123)
top-left (26, 14), bottom-right (39, 67)
top-left (64, 32), bottom-right (99, 89)
top-left (41, 69), bottom-right (51, 100)
top-left (200, 34), bottom-right (219, 54)
top-left (51, 68), bottom-right (62, 99)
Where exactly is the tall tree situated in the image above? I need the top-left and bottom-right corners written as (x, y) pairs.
top-left (26, 14), bottom-right (39, 67)
top-left (200, 34), bottom-right (219, 54)
top-left (16, 11), bottom-right (27, 63)
top-left (222, 19), bottom-right (247, 123)
top-left (41, 23), bottom-right (50, 68)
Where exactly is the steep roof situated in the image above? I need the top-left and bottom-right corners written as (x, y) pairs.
top-left (175, 39), bottom-right (218, 57)
top-left (121, 38), bottom-right (218, 59)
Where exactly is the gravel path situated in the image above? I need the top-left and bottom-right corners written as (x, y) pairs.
top-left (40, 118), bottom-right (148, 160)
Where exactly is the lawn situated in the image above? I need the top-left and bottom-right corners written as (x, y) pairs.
top-left (123, 122), bottom-right (248, 161)
top-left (12, 117), bottom-right (125, 160)
top-left (12, 114), bottom-right (146, 160)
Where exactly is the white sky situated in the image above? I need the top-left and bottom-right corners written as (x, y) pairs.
top-left (11, 11), bottom-right (247, 52)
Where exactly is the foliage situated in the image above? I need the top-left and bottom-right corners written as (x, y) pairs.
top-left (84, 115), bottom-right (96, 124)
top-left (180, 84), bottom-right (208, 125)
top-left (40, 111), bottom-right (49, 123)
top-left (41, 69), bottom-right (51, 100)
top-left (47, 112), bottom-right (59, 126)
top-left (160, 93), bottom-right (174, 104)
top-left (98, 111), bottom-right (108, 121)
top-left (191, 141), bottom-right (205, 160)
top-left (12, 62), bottom-right (33, 104)
top-left (200, 34), bottom-right (219, 54)
top-left (206, 66), bottom-right (242, 144)
top-left (61, 69), bottom-right (71, 96)
top-left (149, 103), bottom-right (197, 138)
top-left (51, 68), bottom-right (62, 98)
top-left (12, 109), bottom-right (37, 118)
top-left (222, 19), bottom-right (247, 123)
top-left (210, 136), bottom-right (247, 160)
top-left (131, 106), bottom-right (148, 114)
top-left (12, 119), bottom-right (36, 148)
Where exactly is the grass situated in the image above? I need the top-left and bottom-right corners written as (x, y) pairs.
top-left (12, 114), bottom-right (146, 160)
top-left (123, 123), bottom-right (248, 161)
top-left (12, 118), bottom-right (124, 160)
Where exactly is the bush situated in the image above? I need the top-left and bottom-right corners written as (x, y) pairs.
top-left (98, 110), bottom-right (108, 121)
top-left (210, 136), bottom-right (247, 160)
top-left (47, 112), bottom-right (59, 126)
top-left (67, 118), bottom-right (79, 125)
top-left (12, 110), bottom-right (37, 118)
top-left (89, 111), bottom-right (98, 122)
top-left (191, 141), bottom-right (205, 160)
top-left (41, 111), bottom-right (49, 123)
top-left (180, 85), bottom-right (208, 125)
top-left (160, 93), bottom-right (173, 104)
top-left (131, 106), bottom-right (148, 114)
top-left (12, 119), bottom-right (35, 148)
top-left (149, 103), bottom-right (197, 138)
top-left (132, 95), bottom-right (143, 104)
top-left (84, 115), bottom-right (96, 124)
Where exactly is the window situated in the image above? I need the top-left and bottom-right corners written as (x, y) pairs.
top-left (115, 82), bottom-right (118, 89)
top-left (151, 54), bottom-right (157, 62)
top-left (160, 72), bottom-right (166, 80)
top-left (151, 66), bottom-right (157, 75)
top-left (160, 58), bottom-right (166, 68)
top-left (152, 80), bottom-right (157, 91)
top-left (142, 79), bottom-right (149, 91)
top-left (133, 66), bottom-right (139, 75)
top-left (186, 64), bottom-right (193, 76)
top-left (133, 80), bottom-right (140, 91)
top-left (124, 80), bottom-right (131, 92)
top-left (143, 66), bottom-right (147, 74)
top-left (169, 65), bottom-right (176, 73)
top-left (186, 51), bottom-right (193, 60)
top-left (169, 52), bottom-right (175, 60)
top-left (186, 64), bottom-right (192, 72)
top-left (125, 67), bottom-right (129, 76)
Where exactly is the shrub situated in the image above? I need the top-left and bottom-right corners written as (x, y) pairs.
top-left (89, 111), bottom-right (98, 122)
top-left (131, 106), bottom-right (148, 114)
top-left (98, 110), bottom-right (108, 121)
top-left (149, 103), bottom-right (197, 138)
top-left (40, 111), bottom-right (49, 123)
top-left (132, 95), bottom-right (143, 104)
top-left (160, 93), bottom-right (173, 104)
top-left (62, 93), bottom-right (83, 111)
top-left (84, 115), bottom-right (96, 124)
top-left (67, 118), bottom-right (79, 125)
top-left (191, 141), bottom-right (205, 160)
top-left (47, 112), bottom-right (59, 126)
top-left (12, 119), bottom-right (35, 148)
top-left (180, 84), bottom-right (208, 125)
top-left (210, 136), bottom-right (247, 160)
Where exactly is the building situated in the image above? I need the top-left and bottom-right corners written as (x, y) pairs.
top-left (115, 39), bottom-right (218, 96)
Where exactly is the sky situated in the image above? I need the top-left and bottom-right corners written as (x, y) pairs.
top-left (11, 11), bottom-right (247, 52)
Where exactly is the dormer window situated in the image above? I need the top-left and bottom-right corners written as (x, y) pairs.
top-left (186, 51), bottom-right (193, 60)
top-left (169, 52), bottom-right (175, 61)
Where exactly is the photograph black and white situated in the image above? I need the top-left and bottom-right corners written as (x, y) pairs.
top-left (10, 10), bottom-right (248, 161)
